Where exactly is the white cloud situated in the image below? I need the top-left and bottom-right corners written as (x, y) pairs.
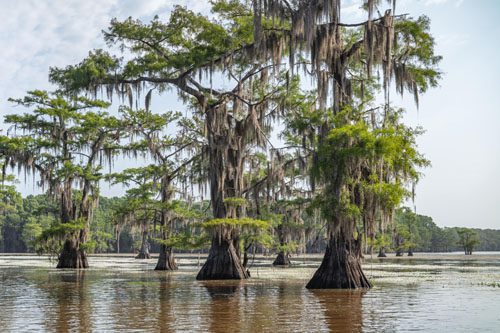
top-left (0, 0), bottom-right (116, 110)
top-left (0, 0), bottom-right (211, 114)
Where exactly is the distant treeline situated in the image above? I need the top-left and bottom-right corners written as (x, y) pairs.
top-left (0, 194), bottom-right (497, 254)
top-left (393, 208), bottom-right (498, 253)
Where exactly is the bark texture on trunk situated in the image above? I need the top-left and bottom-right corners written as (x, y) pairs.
top-left (196, 235), bottom-right (249, 280)
top-left (57, 238), bottom-right (88, 269)
top-left (136, 227), bottom-right (150, 259)
top-left (306, 234), bottom-right (371, 289)
top-left (155, 245), bottom-right (178, 270)
top-left (273, 251), bottom-right (291, 266)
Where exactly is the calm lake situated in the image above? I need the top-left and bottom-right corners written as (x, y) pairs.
top-left (1, 253), bottom-right (499, 332)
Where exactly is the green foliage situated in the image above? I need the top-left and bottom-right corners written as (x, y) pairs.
top-left (393, 208), bottom-right (494, 254)
top-left (457, 228), bottom-right (480, 254)
top-left (393, 16), bottom-right (442, 95)
top-left (91, 230), bottom-right (114, 253)
top-left (372, 233), bottom-right (392, 250)
top-left (38, 220), bottom-right (86, 241)
top-left (49, 50), bottom-right (120, 93)
top-left (80, 240), bottom-right (97, 253)
top-left (0, 166), bottom-right (22, 215)
top-left (202, 217), bottom-right (269, 230)
top-left (152, 232), bottom-right (210, 250)
top-left (276, 241), bottom-right (298, 253)
top-left (49, 4), bottom-right (256, 94)
top-left (21, 219), bottom-right (44, 252)
top-left (223, 197), bottom-right (247, 207)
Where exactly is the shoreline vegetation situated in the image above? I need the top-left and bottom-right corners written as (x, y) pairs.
top-left (2, 252), bottom-right (500, 261)
top-left (2, 194), bottom-right (498, 258)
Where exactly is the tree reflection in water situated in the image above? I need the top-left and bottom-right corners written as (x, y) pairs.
top-left (310, 289), bottom-right (365, 332)
top-left (156, 274), bottom-right (174, 333)
top-left (43, 270), bottom-right (92, 333)
top-left (202, 281), bottom-right (242, 333)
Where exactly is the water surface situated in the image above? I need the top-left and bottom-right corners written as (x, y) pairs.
top-left (0, 254), bottom-right (499, 332)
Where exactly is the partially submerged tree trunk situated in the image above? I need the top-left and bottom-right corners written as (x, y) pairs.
top-left (378, 247), bottom-right (387, 258)
top-left (155, 245), bottom-right (177, 270)
top-left (57, 180), bottom-right (89, 269)
top-left (408, 248), bottom-right (414, 256)
top-left (136, 226), bottom-right (150, 259)
top-left (115, 226), bottom-right (122, 254)
top-left (394, 233), bottom-right (404, 256)
top-left (306, 234), bottom-right (371, 289)
top-left (196, 235), bottom-right (249, 280)
top-left (197, 104), bottom-right (251, 280)
top-left (273, 251), bottom-right (291, 266)
top-left (154, 180), bottom-right (177, 270)
top-left (136, 247), bottom-right (150, 259)
top-left (57, 238), bottom-right (88, 269)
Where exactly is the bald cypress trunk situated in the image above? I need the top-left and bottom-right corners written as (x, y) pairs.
top-left (196, 235), bottom-right (249, 280)
top-left (273, 222), bottom-right (291, 266)
top-left (197, 106), bottom-right (250, 280)
top-left (155, 245), bottom-right (177, 270)
top-left (57, 179), bottom-right (89, 269)
top-left (57, 238), bottom-right (88, 269)
top-left (136, 225), bottom-right (150, 259)
top-left (306, 233), bottom-right (371, 289)
top-left (273, 251), bottom-right (291, 266)
top-left (155, 182), bottom-right (176, 270)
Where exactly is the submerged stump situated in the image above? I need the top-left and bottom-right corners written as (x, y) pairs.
top-left (306, 235), bottom-right (371, 289)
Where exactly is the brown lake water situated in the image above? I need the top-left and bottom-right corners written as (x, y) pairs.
top-left (0, 254), bottom-right (499, 332)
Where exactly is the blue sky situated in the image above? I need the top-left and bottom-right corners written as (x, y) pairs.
top-left (0, 0), bottom-right (499, 229)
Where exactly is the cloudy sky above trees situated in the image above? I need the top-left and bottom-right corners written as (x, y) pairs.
top-left (1, 0), bottom-right (498, 229)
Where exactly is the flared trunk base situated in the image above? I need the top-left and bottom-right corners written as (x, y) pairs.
top-left (155, 246), bottom-right (178, 270)
top-left (196, 237), bottom-right (249, 280)
top-left (57, 239), bottom-right (88, 269)
top-left (306, 235), bottom-right (371, 289)
top-left (273, 252), bottom-right (291, 266)
top-left (377, 248), bottom-right (387, 258)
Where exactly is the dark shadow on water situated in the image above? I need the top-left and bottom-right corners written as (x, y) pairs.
top-left (201, 280), bottom-right (241, 298)
top-left (58, 269), bottom-right (86, 283)
top-left (309, 289), bottom-right (365, 333)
